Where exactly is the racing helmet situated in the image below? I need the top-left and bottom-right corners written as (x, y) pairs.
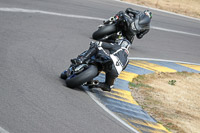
top-left (132, 10), bottom-right (152, 32)
top-left (123, 10), bottom-right (152, 43)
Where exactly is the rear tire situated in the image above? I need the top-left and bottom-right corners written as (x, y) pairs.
top-left (66, 65), bottom-right (98, 88)
top-left (92, 24), bottom-right (117, 40)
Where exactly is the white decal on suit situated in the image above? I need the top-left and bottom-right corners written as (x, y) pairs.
top-left (110, 54), bottom-right (123, 74)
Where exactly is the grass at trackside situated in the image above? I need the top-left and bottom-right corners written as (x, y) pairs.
top-left (129, 72), bottom-right (200, 133)
top-left (123, 0), bottom-right (200, 19)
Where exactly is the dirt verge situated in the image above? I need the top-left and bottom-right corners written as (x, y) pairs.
top-left (129, 72), bottom-right (200, 133)
top-left (123, 0), bottom-right (200, 19)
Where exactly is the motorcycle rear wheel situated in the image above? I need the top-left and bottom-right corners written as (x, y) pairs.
top-left (66, 65), bottom-right (98, 88)
top-left (92, 24), bottom-right (117, 40)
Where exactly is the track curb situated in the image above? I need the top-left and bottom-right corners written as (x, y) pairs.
top-left (85, 58), bottom-right (200, 133)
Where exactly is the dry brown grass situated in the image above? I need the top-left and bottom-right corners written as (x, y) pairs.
top-left (123, 0), bottom-right (200, 19)
top-left (130, 72), bottom-right (200, 133)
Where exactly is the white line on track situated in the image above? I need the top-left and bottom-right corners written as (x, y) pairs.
top-left (83, 87), bottom-right (140, 133)
top-left (0, 8), bottom-right (104, 21)
top-left (151, 26), bottom-right (200, 37)
top-left (0, 126), bottom-right (9, 133)
top-left (0, 7), bottom-right (200, 37)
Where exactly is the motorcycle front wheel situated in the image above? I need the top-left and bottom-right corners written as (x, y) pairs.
top-left (66, 65), bottom-right (98, 88)
top-left (92, 24), bottom-right (117, 40)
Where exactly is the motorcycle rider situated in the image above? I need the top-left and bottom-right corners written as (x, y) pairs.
top-left (61, 8), bottom-right (152, 91)
top-left (103, 8), bottom-right (152, 43)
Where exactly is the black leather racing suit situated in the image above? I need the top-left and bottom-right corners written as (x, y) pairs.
top-left (97, 39), bottom-right (130, 75)
top-left (83, 38), bottom-right (131, 90)
top-left (114, 8), bottom-right (150, 43)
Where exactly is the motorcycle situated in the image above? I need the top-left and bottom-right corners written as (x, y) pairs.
top-left (60, 48), bottom-right (113, 88)
top-left (92, 16), bottom-right (121, 42)
top-left (92, 12), bottom-right (134, 41)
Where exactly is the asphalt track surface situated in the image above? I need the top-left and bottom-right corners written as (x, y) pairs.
top-left (0, 0), bottom-right (200, 133)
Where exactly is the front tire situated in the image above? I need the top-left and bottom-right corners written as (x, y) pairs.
top-left (92, 24), bottom-right (117, 40)
top-left (60, 70), bottom-right (67, 80)
top-left (66, 65), bottom-right (98, 88)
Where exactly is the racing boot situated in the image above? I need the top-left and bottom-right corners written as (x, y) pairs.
top-left (89, 73), bottom-right (115, 91)
top-left (98, 74), bottom-right (116, 91)
top-left (97, 82), bottom-right (113, 92)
